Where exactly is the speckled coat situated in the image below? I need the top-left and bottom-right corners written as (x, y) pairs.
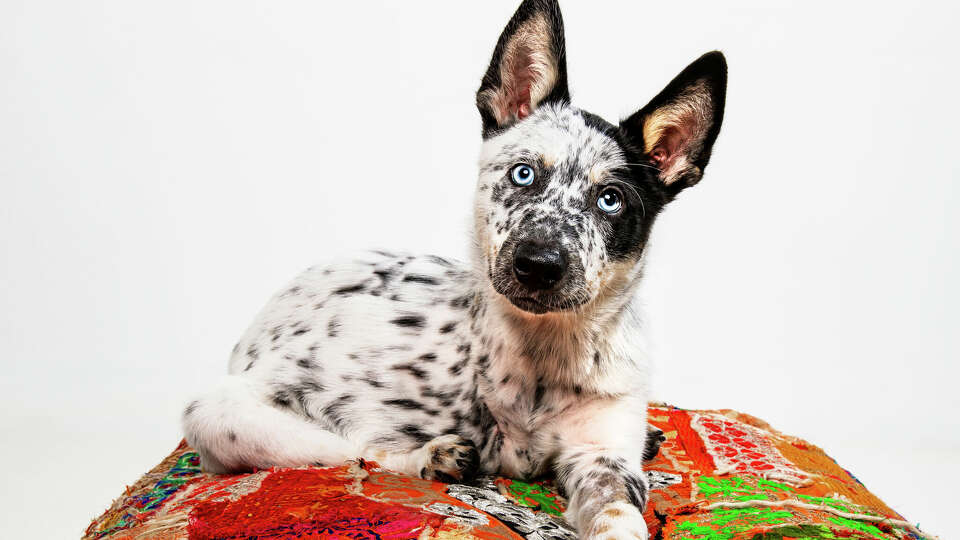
top-left (182, 1), bottom-right (727, 538)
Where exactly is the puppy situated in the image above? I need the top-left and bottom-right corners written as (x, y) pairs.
top-left (183, 1), bottom-right (726, 537)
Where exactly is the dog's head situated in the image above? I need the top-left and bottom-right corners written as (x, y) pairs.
top-left (473, 0), bottom-right (727, 315)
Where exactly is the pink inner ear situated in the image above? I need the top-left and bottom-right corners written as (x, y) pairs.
top-left (517, 102), bottom-right (531, 120)
top-left (512, 63), bottom-right (535, 120)
top-left (649, 126), bottom-right (688, 171)
top-left (650, 147), bottom-right (668, 167)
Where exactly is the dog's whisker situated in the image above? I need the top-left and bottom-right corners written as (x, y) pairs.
top-left (621, 162), bottom-right (662, 173)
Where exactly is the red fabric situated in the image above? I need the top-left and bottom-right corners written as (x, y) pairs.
top-left (187, 468), bottom-right (446, 540)
top-left (668, 408), bottom-right (716, 473)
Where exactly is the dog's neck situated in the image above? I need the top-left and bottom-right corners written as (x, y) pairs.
top-left (469, 261), bottom-right (649, 394)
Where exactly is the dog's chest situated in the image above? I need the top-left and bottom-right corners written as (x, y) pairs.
top-left (475, 366), bottom-right (578, 478)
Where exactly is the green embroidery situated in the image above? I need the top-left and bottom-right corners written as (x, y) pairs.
top-left (748, 523), bottom-right (838, 539)
top-left (828, 517), bottom-right (885, 539)
top-left (711, 507), bottom-right (793, 527)
top-left (678, 519), bottom-right (736, 540)
top-left (756, 479), bottom-right (794, 494)
top-left (698, 476), bottom-right (754, 499)
top-left (698, 476), bottom-right (793, 502)
top-left (501, 479), bottom-right (564, 516)
top-left (677, 507), bottom-right (795, 540)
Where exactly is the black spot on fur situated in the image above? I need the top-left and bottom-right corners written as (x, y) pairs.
top-left (363, 372), bottom-right (386, 388)
top-left (624, 470), bottom-right (649, 510)
top-left (292, 326), bottom-right (310, 336)
top-left (439, 322), bottom-right (457, 334)
top-left (491, 182), bottom-right (506, 202)
top-left (448, 356), bottom-right (469, 376)
top-left (320, 394), bottom-right (356, 433)
top-left (244, 361), bottom-right (254, 372)
top-left (449, 295), bottom-right (472, 309)
top-left (246, 344), bottom-right (259, 360)
top-left (533, 381), bottom-right (546, 410)
top-left (183, 400), bottom-right (199, 417)
top-left (272, 391), bottom-right (292, 408)
top-left (419, 352), bottom-right (438, 362)
top-left (227, 431), bottom-right (237, 442)
top-left (427, 255), bottom-right (453, 267)
top-left (327, 317), bottom-right (340, 338)
top-left (296, 357), bottom-right (315, 369)
top-left (476, 354), bottom-right (490, 370)
top-left (383, 399), bottom-right (426, 410)
top-left (467, 400), bottom-right (495, 433)
top-left (420, 386), bottom-right (461, 408)
top-left (392, 363), bottom-right (428, 379)
top-left (403, 274), bottom-right (440, 285)
top-left (290, 383), bottom-right (319, 418)
top-left (584, 455), bottom-right (649, 510)
top-left (399, 424), bottom-right (434, 444)
top-left (334, 283), bottom-right (366, 295)
top-left (485, 428), bottom-right (505, 456)
top-left (391, 314), bottom-right (426, 329)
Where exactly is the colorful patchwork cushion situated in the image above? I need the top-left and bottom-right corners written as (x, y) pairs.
top-left (85, 405), bottom-right (933, 539)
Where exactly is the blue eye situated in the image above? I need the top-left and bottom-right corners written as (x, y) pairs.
top-left (597, 187), bottom-right (623, 214)
top-left (510, 164), bottom-right (535, 186)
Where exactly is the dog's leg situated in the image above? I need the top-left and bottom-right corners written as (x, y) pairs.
top-left (364, 434), bottom-right (481, 483)
top-left (182, 375), bottom-right (359, 473)
top-left (553, 400), bottom-right (650, 539)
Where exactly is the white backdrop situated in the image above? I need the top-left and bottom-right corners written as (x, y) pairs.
top-left (2, 1), bottom-right (958, 538)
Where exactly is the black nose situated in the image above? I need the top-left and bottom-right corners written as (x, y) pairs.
top-left (513, 241), bottom-right (568, 291)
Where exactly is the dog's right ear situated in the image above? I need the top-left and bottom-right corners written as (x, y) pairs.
top-left (476, 0), bottom-right (569, 138)
top-left (620, 52), bottom-right (727, 192)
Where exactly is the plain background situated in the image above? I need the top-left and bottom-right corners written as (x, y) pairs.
top-left (2, 0), bottom-right (958, 538)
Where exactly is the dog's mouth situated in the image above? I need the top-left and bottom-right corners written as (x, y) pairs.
top-left (503, 294), bottom-right (586, 315)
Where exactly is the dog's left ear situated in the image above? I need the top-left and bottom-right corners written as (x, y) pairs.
top-left (621, 52), bottom-right (727, 191)
top-left (476, 0), bottom-right (569, 137)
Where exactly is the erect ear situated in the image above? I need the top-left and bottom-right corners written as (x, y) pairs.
top-left (620, 52), bottom-right (727, 191)
top-left (476, 0), bottom-right (569, 137)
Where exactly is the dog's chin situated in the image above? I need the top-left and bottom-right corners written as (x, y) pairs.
top-left (491, 272), bottom-right (589, 315)
top-left (505, 296), bottom-right (553, 314)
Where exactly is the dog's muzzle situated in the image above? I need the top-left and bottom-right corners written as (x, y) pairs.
top-left (492, 231), bottom-right (587, 314)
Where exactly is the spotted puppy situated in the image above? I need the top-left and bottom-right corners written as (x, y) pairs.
top-left (183, 1), bottom-right (726, 537)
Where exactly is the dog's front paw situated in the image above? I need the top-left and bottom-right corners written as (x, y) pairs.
top-left (585, 501), bottom-right (649, 540)
top-left (418, 434), bottom-right (480, 483)
top-left (643, 427), bottom-right (666, 461)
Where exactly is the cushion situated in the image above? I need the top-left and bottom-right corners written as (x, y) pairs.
top-left (84, 405), bottom-right (932, 539)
